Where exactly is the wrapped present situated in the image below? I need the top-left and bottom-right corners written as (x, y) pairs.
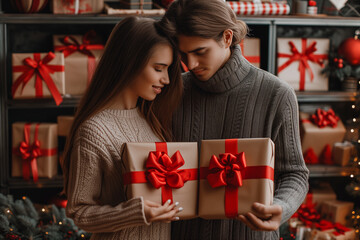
top-left (277, 38), bottom-right (329, 91)
top-left (296, 204), bottom-right (321, 227)
top-left (53, 32), bottom-right (104, 96)
top-left (51, 0), bottom-right (104, 14)
top-left (227, 2), bottom-right (290, 15)
top-left (240, 38), bottom-right (261, 68)
top-left (303, 183), bottom-right (337, 211)
top-left (118, 0), bottom-right (152, 10)
top-left (12, 52), bottom-right (65, 106)
top-left (311, 220), bottom-right (356, 240)
top-left (300, 110), bottom-right (346, 163)
top-left (122, 142), bottom-right (198, 219)
top-left (321, 200), bottom-right (354, 226)
top-left (332, 141), bottom-right (355, 167)
top-left (11, 0), bottom-right (48, 13)
top-left (57, 116), bottom-right (74, 137)
top-left (198, 138), bottom-right (274, 219)
top-left (12, 122), bottom-right (58, 182)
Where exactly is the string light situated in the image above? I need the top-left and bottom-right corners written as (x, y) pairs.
top-left (81, 234), bottom-right (85, 238)
top-left (354, 118), bottom-right (357, 122)
top-left (351, 129), bottom-right (355, 133)
top-left (59, 221), bottom-right (62, 225)
top-left (41, 208), bottom-right (46, 212)
top-left (352, 104), bottom-right (356, 108)
top-left (350, 174), bottom-right (354, 178)
top-left (22, 196), bottom-right (26, 200)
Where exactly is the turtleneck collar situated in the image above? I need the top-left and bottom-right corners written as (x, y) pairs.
top-left (191, 45), bottom-right (251, 93)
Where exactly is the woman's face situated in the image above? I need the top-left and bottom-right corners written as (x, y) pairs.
top-left (129, 43), bottom-right (173, 101)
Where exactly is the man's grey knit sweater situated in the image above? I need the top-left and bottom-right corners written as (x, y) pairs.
top-left (171, 45), bottom-right (309, 240)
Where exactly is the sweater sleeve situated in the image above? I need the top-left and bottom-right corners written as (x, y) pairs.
top-left (272, 88), bottom-right (309, 224)
top-left (65, 124), bottom-right (150, 233)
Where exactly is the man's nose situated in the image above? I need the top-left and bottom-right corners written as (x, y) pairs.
top-left (187, 55), bottom-right (199, 70)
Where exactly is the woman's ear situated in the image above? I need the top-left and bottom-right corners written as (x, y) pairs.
top-left (223, 29), bottom-right (233, 48)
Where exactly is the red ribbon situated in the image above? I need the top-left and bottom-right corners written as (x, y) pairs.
top-left (13, 123), bottom-right (57, 182)
top-left (12, 52), bottom-right (64, 106)
top-left (123, 142), bottom-right (198, 205)
top-left (304, 144), bottom-right (333, 165)
top-left (297, 203), bottom-right (321, 227)
top-left (239, 42), bottom-right (260, 64)
top-left (315, 220), bottom-right (350, 236)
top-left (277, 39), bottom-right (328, 91)
top-left (54, 31), bottom-right (104, 85)
top-left (310, 109), bottom-right (339, 128)
top-left (200, 139), bottom-right (274, 218)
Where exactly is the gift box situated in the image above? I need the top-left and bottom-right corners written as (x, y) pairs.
top-left (12, 52), bottom-right (65, 106)
top-left (311, 220), bottom-right (356, 240)
top-left (303, 183), bottom-right (337, 211)
top-left (198, 138), bottom-right (274, 219)
top-left (300, 110), bottom-right (346, 162)
top-left (320, 200), bottom-right (354, 226)
top-left (332, 142), bottom-right (355, 167)
top-left (12, 122), bottom-right (58, 182)
top-left (240, 38), bottom-right (261, 68)
top-left (51, 0), bottom-right (104, 14)
top-left (53, 33), bottom-right (104, 96)
top-left (227, 2), bottom-right (290, 15)
top-left (11, 0), bottom-right (48, 13)
top-left (118, 0), bottom-right (153, 10)
top-left (57, 116), bottom-right (74, 137)
top-left (277, 38), bottom-right (329, 91)
top-left (122, 142), bottom-right (198, 219)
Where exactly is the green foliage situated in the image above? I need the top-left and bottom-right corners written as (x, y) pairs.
top-left (0, 193), bottom-right (91, 239)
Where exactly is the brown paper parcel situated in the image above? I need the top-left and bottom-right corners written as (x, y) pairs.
top-left (198, 138), bottom-right (274, 219)
top-left (57, 116), bottom-right (75, 137)
top-left (52, 0), bottom-right (104, 14)
top-left (12, 53), bottom-right (65, 99)
top-left (53, 35), bottom-right (104, 96)
top-left (122, 142), bottom-right (198, 219)
top-left (300, 112), bottom-right (346, 157)
top-left (12, 122), bottom-right (58, 179)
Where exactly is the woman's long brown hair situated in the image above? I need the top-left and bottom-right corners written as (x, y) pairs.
top-left (62, 16), bottom-right (182, 194)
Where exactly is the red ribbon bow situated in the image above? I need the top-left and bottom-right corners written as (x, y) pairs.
top-left (315, 220), bottom-right (350, 236)
top-left (278, 39), bottom-right (328, 91)
top-left (297, 204), bottom-right (321, 227)
top-left (310, 109), bottom-right (339, 128)
top-left (17, 123), bottom-right (41, 182)
top-left (12, 52), bottom-right (64, 105)
top-left (207, 152), bottom-right (246, 188)
top-left (146, 151), bottom-right (191, 189)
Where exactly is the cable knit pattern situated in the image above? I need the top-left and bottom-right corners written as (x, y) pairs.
top-left (171, 45), bottom-right (309, 240)
top-left (66, 108), bottom-right (170, 240)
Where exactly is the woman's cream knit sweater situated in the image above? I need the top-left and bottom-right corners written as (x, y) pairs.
top-left (66, 108), bottom-right (170, 240)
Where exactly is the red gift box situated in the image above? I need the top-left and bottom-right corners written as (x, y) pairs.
top-left (227, 2), bottom-right (290, 15)
top-left (51, 0), bottom-right (104, 14)
top-left (122, 142), bottom-right (198, 219)
top-left (12, 52), bottom-right (65, 105)
top-left (198, 138), bottom-right (274, 219)
top-left (277, 38), bottom-right (329, 91)
top-left (12, 122), bottom-right (58, 182)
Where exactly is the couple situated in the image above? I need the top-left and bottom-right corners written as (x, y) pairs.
top-left (62, 0), bottom-right (309, 239)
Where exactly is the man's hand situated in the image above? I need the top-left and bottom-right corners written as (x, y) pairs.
top-left (237, 202), bottom-right (282, 231)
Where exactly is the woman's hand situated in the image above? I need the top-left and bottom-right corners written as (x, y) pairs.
top-left (237, 202), bottom-right (282, 231)
top-left (144, 199), bottom-right (183, 223)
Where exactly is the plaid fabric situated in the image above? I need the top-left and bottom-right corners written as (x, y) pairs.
top-left (227, 2), bottom-right (290, 15)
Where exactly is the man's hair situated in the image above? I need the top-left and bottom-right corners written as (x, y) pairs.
top-left (159, 0), bottom-right (248, 46)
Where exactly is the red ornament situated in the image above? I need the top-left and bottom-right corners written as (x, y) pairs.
top-left (338, 37), bottom-right (360, 65)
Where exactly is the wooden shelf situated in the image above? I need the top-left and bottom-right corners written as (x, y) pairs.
top-left (7, 175), bottom-right (64, 189)
top-left (307, 165), bottom-right (353, 177)
top-left (296, 91), bottom-right (358, 102)
top-left (7, 97), bottom-right (80, 109)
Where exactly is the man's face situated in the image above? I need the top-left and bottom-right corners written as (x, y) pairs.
top-left (178, 34), bottom-right (231, 81)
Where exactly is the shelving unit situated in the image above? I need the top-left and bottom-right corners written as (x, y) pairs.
top-left (0, 14), bottom-right (359, 201)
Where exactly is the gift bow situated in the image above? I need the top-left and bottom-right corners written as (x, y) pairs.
top-left (146, 151), bottom-right (191, 189)
top-left (304, 144), bottom-right (332, 165)
top-left (278, 39), bottom-right (328, 91)
top-left (310, 109), bottom-right (339, 128)
top-left (12, 52), bottom-right (64, 106)
top-left (207, 152), bottom-right (246, 188)
top-left (297, 203), bottom-right (321, 227)
top-left (315, 220), bottom-right (350, 235)
top-left (17, 123), bottom-right (41, 182)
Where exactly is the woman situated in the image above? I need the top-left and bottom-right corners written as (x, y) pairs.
top-left (62, 16), bottom-right (183, 239)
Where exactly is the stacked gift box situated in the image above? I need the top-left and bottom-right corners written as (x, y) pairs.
top-left (227, 0), bottom-right (290, 15)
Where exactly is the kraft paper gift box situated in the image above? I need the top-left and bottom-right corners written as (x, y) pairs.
top-left (311, 220), bottom-right (356, 240)
top-left (329, 227), bottom-right (356, 240)
top-left (118, 0), bottom-right (153, 9)
top-left (300, 111), bottom-right (346, 158)
top-left (277, 38), bottom-right (329, 91)
top-left (53, 34), bottom-right (104, 96)
top-left (332, 142), bottom-right (355, 167)
top-left (57, 116), bottom-right (75, 137)
top-left (303, 183), bottom-right (337, 211)
top-left (52, 0), bottom-right (104, 14)
top-left (12, 122), bottom-right (58, 182)
top-left (12, 52), bottom-right (65, 106)
top-left (198, 138), bottom-right (274, 219)
top-left (240, 38), bottom-right (261, 68)
top-left (122, 142), bottom-right (198, 219)
top-left (320, 200), bottom-right (354, 226)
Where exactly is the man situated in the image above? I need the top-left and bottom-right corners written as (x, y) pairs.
top-left (159, 0), bottom-right (309, 239)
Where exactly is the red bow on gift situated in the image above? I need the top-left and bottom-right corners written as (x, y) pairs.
top-left (146, 150), bottom-right (190, 204)
top-left (278, 39), bottom-right (328, 91)
top-left (310, 109), bottom-right (339, 128)
top-left (12, 52), bottom-right (64, 106)
top-left (304, 144), bottom-right (332, 165)
top-left (297, 204), bottom-right (321, 227)
top-left (315, 220), bottom-right (351, 235)
top-left (207, 152), bottom-right (246, 188)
